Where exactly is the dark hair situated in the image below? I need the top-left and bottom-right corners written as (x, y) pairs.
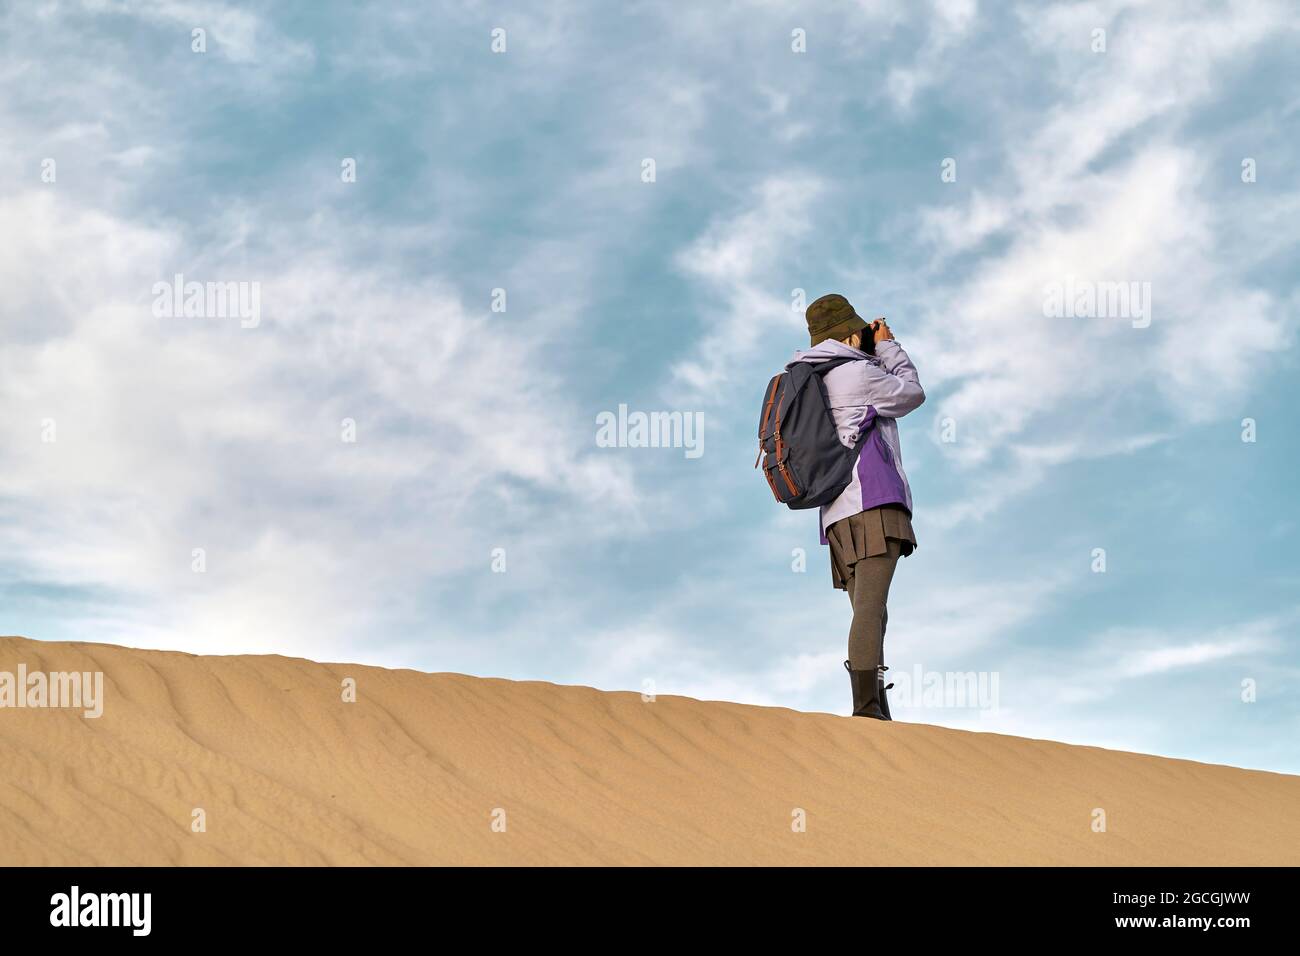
top-left (842, 326), bottom-right (875, 355)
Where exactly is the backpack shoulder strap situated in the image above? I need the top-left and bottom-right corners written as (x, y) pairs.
top-left (788, 355), bottom-right (866, 377)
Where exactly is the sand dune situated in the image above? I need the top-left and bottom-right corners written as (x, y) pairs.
top-left (0, 635), bottom-right (1296, 866)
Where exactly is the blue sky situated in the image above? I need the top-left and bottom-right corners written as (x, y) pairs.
top-left (2, 0), bottom-right (1298, 773)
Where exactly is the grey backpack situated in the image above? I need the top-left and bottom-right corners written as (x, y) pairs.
top-left (755, 357), bottom-right (871, 510)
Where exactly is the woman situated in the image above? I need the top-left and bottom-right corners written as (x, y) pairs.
top-left (790, 293), bottom-right (925, 720)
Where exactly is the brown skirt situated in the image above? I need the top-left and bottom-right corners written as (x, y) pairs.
top-left (827, 506), bottom-right (916, 591)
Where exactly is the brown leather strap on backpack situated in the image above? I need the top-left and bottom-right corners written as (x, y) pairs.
top-left (772, 382), bottom-right (799, 496)
top-left (755, 373), bottom-right (782, 468)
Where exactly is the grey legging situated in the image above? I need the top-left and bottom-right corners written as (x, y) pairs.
top-left (843, 539), bottom-right (903, 671)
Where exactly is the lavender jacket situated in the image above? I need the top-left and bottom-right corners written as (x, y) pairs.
top-left (787, 338), bottom-right (925, 541)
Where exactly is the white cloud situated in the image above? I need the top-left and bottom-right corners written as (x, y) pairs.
top-left (891, 609), bottom-right (1295, 763)
top-left (905, 0), bottom-right (1298, 520)
top-left (0, 190), bottom-right (639, 656)
top-left (886, 0), bottom-right (978, 111)
top-left (1118, 640), bottom-right (1260, 678)
top-left (669, 175), bottom-right (825, 401)
top-left (82, 0), bottom-right (314, 67)
top-left (1105, 616), bottom-right (1286, 678)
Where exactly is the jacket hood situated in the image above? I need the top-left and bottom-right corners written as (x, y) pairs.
top-left (788, 339), bottom-right (882, 369)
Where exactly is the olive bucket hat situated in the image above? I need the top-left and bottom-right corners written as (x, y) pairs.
top-left (805, 293), bottom-right (869, 346)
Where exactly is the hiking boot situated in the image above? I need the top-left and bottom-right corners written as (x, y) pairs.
top-left (844, 660), bottom-right (888, 720)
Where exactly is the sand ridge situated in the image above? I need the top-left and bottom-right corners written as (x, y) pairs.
top-left (1, 636), bottom-right (1296, 866)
